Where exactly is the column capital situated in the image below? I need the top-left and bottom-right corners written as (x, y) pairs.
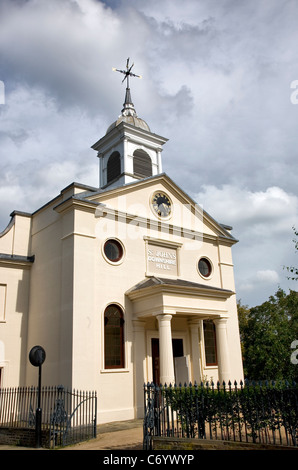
top-left (156, 314), bottom-right (173, 322)
top-left (213, 316), bottom-right (228, 326)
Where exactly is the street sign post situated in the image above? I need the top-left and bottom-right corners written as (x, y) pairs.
top-left (29, 345), bottom-right (46, 448)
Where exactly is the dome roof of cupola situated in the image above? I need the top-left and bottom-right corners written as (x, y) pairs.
top-left (106, 114), bottom-right (151, 134)
top-left (106, 86), bottom-right (151, 134)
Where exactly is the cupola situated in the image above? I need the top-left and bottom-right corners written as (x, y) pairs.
top-left (91, 59), bottom-right (168, 190)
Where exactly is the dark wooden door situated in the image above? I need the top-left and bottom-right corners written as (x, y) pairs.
top-left (151, 338), bottom-right (160, 385)
top-left (151, 338), bottom-right (184, 384)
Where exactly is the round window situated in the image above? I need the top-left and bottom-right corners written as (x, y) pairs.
top-left (198, 258), bottom-right (212, 278)
top-left (104, 239), bottom-right (123, 263)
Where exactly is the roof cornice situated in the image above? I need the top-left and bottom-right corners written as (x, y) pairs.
top-left (0, 254), bottom-right (35, 268)
top-left (126, 276), bottom-right (234, 301)
top-left (91, 121), bottom-right (168, 152)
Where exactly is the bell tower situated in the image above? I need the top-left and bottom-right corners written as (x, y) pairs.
top-left (91, 59), bottom-right (168, 190)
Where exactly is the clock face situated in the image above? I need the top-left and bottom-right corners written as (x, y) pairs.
top-left (151, 192), bottom-right (172, 218)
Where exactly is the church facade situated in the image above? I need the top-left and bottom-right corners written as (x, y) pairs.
top-left (0, 78), bottom-right (243, 423)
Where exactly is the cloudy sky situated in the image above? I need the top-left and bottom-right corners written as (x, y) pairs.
top-left (0, 0), bottom-right (298, 307)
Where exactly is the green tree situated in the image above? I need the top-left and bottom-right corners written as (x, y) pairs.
top-left (239, 289), bottom-right (298, 381)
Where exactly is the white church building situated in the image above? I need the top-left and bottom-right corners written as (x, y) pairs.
top-left (0, 66), bottom-right (243, 423)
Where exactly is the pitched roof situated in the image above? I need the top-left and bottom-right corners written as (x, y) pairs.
top-left (127, 276), bottom-right (233, 295)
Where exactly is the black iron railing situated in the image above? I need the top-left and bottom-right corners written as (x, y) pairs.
top-left (0, 385), bottom-right (97, 448)
top-left (143, 380), bottom-right (298, 449)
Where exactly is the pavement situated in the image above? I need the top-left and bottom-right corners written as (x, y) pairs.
top-left (0, 419), bottom-right (144, 451)
top-left (62, 419), bottom-right (144, 451)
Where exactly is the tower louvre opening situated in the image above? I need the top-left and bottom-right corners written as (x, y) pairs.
top-left (133, 149), bottom-right (152, 178)
top-left (107, 151), bottom-right (121, 183)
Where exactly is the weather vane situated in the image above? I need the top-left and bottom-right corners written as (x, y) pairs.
top-left (112, 58), bottom-right (142, 88)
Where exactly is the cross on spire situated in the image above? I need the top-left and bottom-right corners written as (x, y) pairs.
top-left (112, 58), bottom-right (142, 117)
top-left (112, 58), bottom-right (142, 89)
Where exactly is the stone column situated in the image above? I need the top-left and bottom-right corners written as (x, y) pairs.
top-left (98, 153), bottom-right (103, 187)
top-left (157, 149), bottom-right (163, 173)
top-left (133, 320), bottom-right (146, 418)
top-left (156, 314), bottom-right (175, 384)
top-left (122, 137), bottom-right (128, 173)
top-left (214, 318), bottom-right (231, 384)
top-left (188, 319), bottom-right (202, 383)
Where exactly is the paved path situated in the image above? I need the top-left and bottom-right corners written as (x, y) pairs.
top-left (62, 419), bottom-right (144, 451)
top-left (0, 419), bottom-right (144, 451)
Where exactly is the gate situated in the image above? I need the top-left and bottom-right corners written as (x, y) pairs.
top-left (0, 385), bottom-right (97, 448)
top-left (49, 386), bottom-right (97, 448)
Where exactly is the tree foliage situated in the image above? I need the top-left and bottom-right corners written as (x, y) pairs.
top-left (238, 226), bottom-right (298, 381)
top-left (238, 289), bottom-right (298, 381)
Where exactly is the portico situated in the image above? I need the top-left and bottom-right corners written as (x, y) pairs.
top-left (127, 276), bottom-right (234, 416)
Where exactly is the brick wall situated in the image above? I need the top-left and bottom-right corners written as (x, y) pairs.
top-left (0, 427), bottom-right (48, 448)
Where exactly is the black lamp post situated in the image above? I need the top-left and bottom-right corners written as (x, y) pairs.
top-left (29, 345), bottom-right (46, 448)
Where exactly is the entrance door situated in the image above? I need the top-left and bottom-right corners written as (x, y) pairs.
top-left (151, 338), bottom-right (184, 385)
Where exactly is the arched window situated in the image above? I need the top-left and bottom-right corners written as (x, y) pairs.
top-left (104, 304), bottom-right (125, 369)
top-left (133, 149), bottom-right (152, 178)
top-left (203, 320), bottom-right (217, 366)
top-left (107, 151), bottom-right (121, 184)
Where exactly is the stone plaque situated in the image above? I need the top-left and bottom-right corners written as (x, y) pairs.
top-left (147, 243), bottom-right (178, 275)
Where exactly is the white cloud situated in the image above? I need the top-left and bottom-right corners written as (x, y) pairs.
top-left (195, 185), bottom-right (298, 235)
top-left (0, 84), bottom-right (100, 226)
top-left (256, 270), bottom-right (280, 283)
top-left (194, 184), bottom-right (298, 305)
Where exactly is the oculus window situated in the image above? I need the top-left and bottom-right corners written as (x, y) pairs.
top-left (198, 257), bottom-right (212, 278)
top-left (104, 304), bottom-right (125, 369)
top-left (104, 239), bottom-right (124, 263)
